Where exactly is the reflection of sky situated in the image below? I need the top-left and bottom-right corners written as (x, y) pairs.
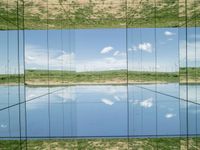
top-left (0, 84), bottom-right (200, 137)
top-left (2, 28), bottom-right (200, 73)
top-left (26, 86), bottom-right (75, 104)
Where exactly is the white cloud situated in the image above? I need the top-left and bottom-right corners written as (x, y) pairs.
top-left (101, 98), bottom-right (114, 106)
top-left (76, 57), bottom-right (126, 72)
top-left (180, 41), bottom-right (200, 63)
top-left (105, 57), bottom-right (117, 63)
top-left (129, 43), bottom-right (152, 53)
top-left (164, 31), bottom-right (175, 36)
top-left (128, 61), bottom-right (178, 72)
top-left (100, 46), bottom-right (113, 54)
top-left (113, 51), bottom-right (119, 56)
top-left (128, 46), bottom-right (137, 52)
top-left (156, 65), bottom-right (160, 69)
top-left (138, 43), bottom-right (152, 53)
top-left (25, 44), bottom-right (74, 70)
top-left (165, 113), bottom-right (176, 119)
top-left (140, 98), bottom-right (153, 108)
top-left (113, 50), bottom-right (126, 57)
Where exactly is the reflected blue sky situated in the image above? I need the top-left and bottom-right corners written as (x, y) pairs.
top-left (0, 84), bottom-right (199, 138)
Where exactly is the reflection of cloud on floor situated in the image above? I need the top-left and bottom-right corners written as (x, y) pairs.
top-left (75, 86), bottom-right (126, 94)
top-left (26, 87), bottom-right (75, 103)
top-left (101, 98), bottom-right (114, 106)
top-left (114, 95), bottom-right (121, 101)
top-left (130, 99), bottom-right (139, 105)
top-left (0, 124), bottom-right (7, 128)
top-left (130, 98), bottom-right (153, 108)
top-left (187, 107), bottom-right (200, 114)
top-left (180, 85), bottom-right (200, 103)
top-left (168, 108), bottom-right (174, 111)
top-left (56, 88), bottom-right (75, 102)
top-left (140, 98), bottom-right (153, 108)
top-left (165, 113), bottom-right (176, 119)
top-left (26, 87), bottom-right (48, 101)
top-left (180, 101), bottom-right (194, 109)
top-left (27, 94), bottom-right (38, 100)
top-left (105, 86), bottom-right (118, 94)
top-left (75, 86), bottom-right (127, 101)
top-left (26, 104), bottom-right (43, 110)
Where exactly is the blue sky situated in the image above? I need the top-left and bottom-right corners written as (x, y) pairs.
top-left (75, 28), bottom-right (179, 72)
top-left (0, 27), bottom-right (200, 73)
top-left (0, 30), bottom-right (24, 74)
top-left (75, 28), bottom-right (126, 71)
top-left (128, 28), bottom-right (179, 72)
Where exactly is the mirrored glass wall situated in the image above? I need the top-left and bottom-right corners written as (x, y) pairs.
top-left (0, 0), bottom-right (199, 149)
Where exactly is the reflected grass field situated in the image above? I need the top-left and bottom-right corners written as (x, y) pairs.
top-left (0, 137), bottom-right (199, 150)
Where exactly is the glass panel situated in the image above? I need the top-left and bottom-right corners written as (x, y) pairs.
top-left (156, 28), bottom-right (179, 97)
top-left (25, 29), bottom-right (48, 99)
top-left (0, 0), bottom-right (200, 149)
top-left (75, 26), bottom-right (126, 84)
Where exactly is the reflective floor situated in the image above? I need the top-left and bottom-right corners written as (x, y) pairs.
top-left (0, 84), bottom-right (200, 139)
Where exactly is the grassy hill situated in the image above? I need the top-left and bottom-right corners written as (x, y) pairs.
top-left (2, 68), bottom-right (200, 85)
top-left (0, 0), bottom-right (199, 30)
top-left (180, 67), bottom-right (200, 83)
top-left (0, 137), bottom-right (198, 150)
top-left (25, 69), bottom-right (179, 85)
top-left (0, 74), bottom-right (24, 85)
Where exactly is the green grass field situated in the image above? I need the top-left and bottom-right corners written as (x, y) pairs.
top-left (180, 67), bottom-right (200, 83)
top-left (24, 69), bottom-right (179, 85)
top-left (0, 74), bottom-right (24, 85)
top-left (0, 137), bottom-right (199, 150)
top-left (0, 70), bottom-right (178, 85)
top-left (0, 0), bottom-right (199, 30)
top-left (2, 68), bottom-right (200, 85)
